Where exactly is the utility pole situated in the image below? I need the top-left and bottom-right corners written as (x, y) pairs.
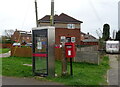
top-left (50, 0), bottom-right (54, 26)
top-left (35, 0), bottom-right (38, 27)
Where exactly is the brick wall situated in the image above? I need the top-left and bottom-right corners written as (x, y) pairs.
top-left (39, 22), bottom-right (81, 45)
top-left (0, 43), bottom-right (12, 48)
top-left (80, 41), bottom-right (98, 45)
top-left (55, 28), bottom-right (81, 45)
top-left (11, 31), bottom-right (32, 43)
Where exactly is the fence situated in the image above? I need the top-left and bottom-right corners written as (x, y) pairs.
top-left (11, 47), bottom-right (62, 60)
top-left (55, 48), bottom-right (62, 60)
top-left (11, 47), bottom-right (32, 57)
top-left (11, 45), bottom-right (101, 64)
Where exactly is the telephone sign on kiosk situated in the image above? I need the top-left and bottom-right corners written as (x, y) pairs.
top-left (65, 42), bottom-right (76, 58)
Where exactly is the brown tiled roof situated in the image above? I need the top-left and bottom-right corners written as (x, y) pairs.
top-left (38, 13), bottom-right (83, 23)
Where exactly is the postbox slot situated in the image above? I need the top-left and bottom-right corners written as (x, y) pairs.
top-left (66, 45), bottom-right (72, 48)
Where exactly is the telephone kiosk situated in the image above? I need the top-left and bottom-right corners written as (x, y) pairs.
top-left (32, 26), bottom-right (55, 77)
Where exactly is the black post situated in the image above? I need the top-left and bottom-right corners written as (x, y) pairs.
top-left (70, 58), bottom-right (73, 76)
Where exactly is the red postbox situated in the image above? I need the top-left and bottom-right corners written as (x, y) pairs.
top-left (65, 42), bottom-right (76, 58)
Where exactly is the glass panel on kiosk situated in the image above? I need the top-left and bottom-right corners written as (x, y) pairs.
top-left (32, 29), bottom-right (48, 76)
top-left (35, 37), bottom-right (47, 74)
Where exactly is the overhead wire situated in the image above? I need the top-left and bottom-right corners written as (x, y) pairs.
top-left (13, 0), bottom-right (32, 56)
top-left (87, 0), bottom-right (103, 38)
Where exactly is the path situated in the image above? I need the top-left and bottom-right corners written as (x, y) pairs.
top-left (0, 51), bottom-right (11, 58)
top-left (108, 54), bottom-right (119, 86)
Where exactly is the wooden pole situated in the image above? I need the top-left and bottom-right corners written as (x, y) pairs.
top-left (61, 42), bottom-right (67, 76)
top-left (70, 58), bottom-right (73, 76)
top-left (50, 0), bottom-right (54, 26)
top-left (35, 0), bottom-right (38, 27)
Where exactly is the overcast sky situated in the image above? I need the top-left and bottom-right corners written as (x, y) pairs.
top-left (0, 0), bottom-right (119, 38)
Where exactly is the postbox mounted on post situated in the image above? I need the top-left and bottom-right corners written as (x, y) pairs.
top-left (32, 26), bottom-right (55, 77)
top-left (65, 42), bottom-right (76, 58)
top-left (65, 42), bottom-right (76, 76)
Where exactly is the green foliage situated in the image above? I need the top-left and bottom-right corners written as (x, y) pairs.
top-left (102, 24), bottom-right (110, 41)
top-left (0, 40), bottom-right (15, 44)
top-left (21, 46), bottom-right (31, 48)
top-left (0, 58), bottom-right (2, 76)
top-left (115, 30), bottom-right (120, 41)
top-left (0, 48), bottom-right (10, 54)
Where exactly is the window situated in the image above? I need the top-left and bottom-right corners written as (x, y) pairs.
top-left (67, 24), bottom-right (75, 29)
top-left (71, 37), bottom-right (76, 42)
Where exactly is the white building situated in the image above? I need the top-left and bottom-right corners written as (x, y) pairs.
top-left (118, 1), bottom-right (120, 30)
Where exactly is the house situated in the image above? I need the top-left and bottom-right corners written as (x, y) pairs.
top-left (81, 32), bottom-right (97, 40)
top-left (11, 29), bottom-right (32, 44)
top-left (38, 13), bottom-right (83, 45)
top-left (80, 32), bottom-right (98, 45)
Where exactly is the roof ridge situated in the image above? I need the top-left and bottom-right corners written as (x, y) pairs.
top-left (39, 13), bottom-right (83, 23)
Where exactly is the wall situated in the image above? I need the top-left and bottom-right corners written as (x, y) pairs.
top-left (11, 31), bottom-right (32, 43)
top-left (40, 22), bottom-right (81, 29)
top-left (75, 46), bottom-right (100, 65)
top-left (0, 43), bottom-right (12, 48)
top-left (55, 28), bottom-right (81, 45)
top-left (39, 22), bottom-right (81, 45)
top-left (80, 41), bottom-right (98, 45)
top-left (11, 31), bottom-right (21, 42)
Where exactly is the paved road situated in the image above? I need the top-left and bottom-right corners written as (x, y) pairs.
top-left (2, 76), bottom-right (63, 85)
top-left (108, 54), bottom-right (119, 86)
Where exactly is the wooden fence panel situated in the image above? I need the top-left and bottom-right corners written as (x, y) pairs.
top-left (11, 47), bottom-right (32, 57)
top-left (11, 47), bottom-right (62, 60)
top-left (55, 48), bottom-right (62, 60)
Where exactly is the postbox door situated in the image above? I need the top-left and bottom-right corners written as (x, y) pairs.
top-left (65, 43), bottom-right (76, 58)
top-left (65, 45), bottom-right (72, 58)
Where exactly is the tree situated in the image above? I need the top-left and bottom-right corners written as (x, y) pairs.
top-left (5, 29), bottom-right (14, 39)
top-left (115, 30), bottom-right (120, 41)
top-left (102, 24), bottom-right (110, 41)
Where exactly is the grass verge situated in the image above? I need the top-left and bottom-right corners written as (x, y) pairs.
top-left (0, 48), bottom-right (10, 54)
top-left (43, 56), bottom-right (110, 85)
top-left (2, 56), bottom-right (110, 85)
top-left (2, 57), bottom-right (32, 77)
top-left (0, 58), bottom-right (2, 76)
